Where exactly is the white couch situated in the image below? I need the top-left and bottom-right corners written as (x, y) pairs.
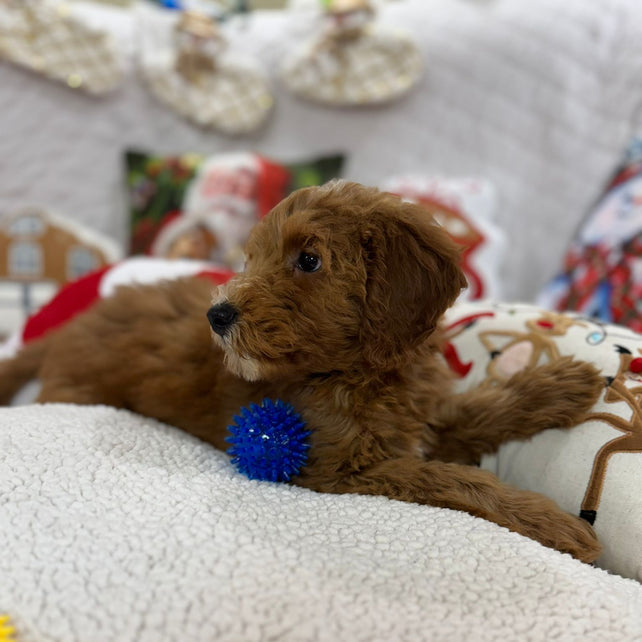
top-left (3, 2), bottom-right (642, 640)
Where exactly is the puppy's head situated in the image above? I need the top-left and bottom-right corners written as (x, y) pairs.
top-left (208, 180), bottom-right (466, 381)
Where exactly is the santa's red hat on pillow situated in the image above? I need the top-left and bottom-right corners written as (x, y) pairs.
top-left (0, 258), bottom-right (233, 361)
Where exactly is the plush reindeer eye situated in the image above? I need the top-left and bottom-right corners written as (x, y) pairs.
top-left (296, 252), bottom-right (322, 273)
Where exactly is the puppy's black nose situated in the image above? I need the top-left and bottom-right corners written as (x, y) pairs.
top-left (207, 302), bottom-right (239, 337)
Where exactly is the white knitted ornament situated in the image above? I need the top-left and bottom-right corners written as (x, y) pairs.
top-left (282, 0), bottom-right (422, 106)
top-left (143, 10), bottom-right (273, 135)
top-left (0, 0), bottom-right (123, 94)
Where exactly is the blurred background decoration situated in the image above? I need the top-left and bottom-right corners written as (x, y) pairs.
top-left (0, 0), bottom-right (123, 94)
top-left (79, 1), bottom-right (279, 11)
top-left (0, 207), bottom-right (122, 336)
top-left (125, 150), bottom-right (343, 270)
top-left (282, 0), bottom-right (422, 106)
top-left (1, 0), bottom-right (641, 350)
top-left (141, 9), bottom-right (274, 133)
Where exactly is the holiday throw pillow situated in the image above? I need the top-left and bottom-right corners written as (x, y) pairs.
top-left (126, 151), bottom-right (344, 270)
top-left (444, 300), bottom-right (642, 581)
top-left (538, 137), bottom-right (642, 331)
top-left (383, 176), bottom-right (506, 302)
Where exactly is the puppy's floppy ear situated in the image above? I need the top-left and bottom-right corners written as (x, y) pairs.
top-left (360, 198), bottom-right (467, 369)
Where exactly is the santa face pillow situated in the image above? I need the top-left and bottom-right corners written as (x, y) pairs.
top-left (174, 152), bottom-right (292, 271)
top-left (382, 176), bottom-right (507, 302)
top-left (126, 150), bottom-right (344, 271)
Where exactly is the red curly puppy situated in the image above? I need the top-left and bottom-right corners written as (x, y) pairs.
top-left (0, 181), bottom-right (603, 561)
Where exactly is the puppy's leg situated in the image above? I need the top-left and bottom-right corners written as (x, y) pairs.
top-left (37, 381), bottom-right (107, 405)
top-left (430, 356), bottom-right (604, 463)
top-left (0, 339), bottom-right (48, 405)
top-left (323, 458), bottom-right (601, 562)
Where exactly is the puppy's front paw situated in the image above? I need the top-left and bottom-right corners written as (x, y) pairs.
top-left (509, 356), bottom-right (604, 428)
top-left (543, 357), bottom-right (604, 425)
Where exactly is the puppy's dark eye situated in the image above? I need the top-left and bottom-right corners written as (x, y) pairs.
top-left (296, 252), bottom-right (322, 273)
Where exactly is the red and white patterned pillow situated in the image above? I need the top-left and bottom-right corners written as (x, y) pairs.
top-left (383, 176), bottom-right (506, 302)
top-left (445, 300), bottom-right (642, 581)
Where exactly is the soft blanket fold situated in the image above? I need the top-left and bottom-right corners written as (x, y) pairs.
top-left (1, 404), bottom-right (641, 642)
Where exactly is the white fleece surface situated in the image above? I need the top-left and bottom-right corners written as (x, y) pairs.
top-left (2, 404), bottom-right (642, 642)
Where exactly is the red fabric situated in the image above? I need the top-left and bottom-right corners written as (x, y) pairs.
top-left (22, 265), bottom-right (235, 345)
top-left (442, 342), bottom-right (473, 378)
top-left (442, 311), bottom-right (496, 377)
top-left (22, 266), bottom-right (110, 343)
top-left (196, 268), bottom-right (235, 285)
top-left (256, 156), bottom-right (291, 218)
top-left (444, 312), bottom-right (495, 332)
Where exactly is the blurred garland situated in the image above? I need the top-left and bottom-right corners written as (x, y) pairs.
top-left (155, 0), bottom-right (249, 17)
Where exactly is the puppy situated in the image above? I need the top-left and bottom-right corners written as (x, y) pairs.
top-left (0, 181), bottom-right (603, 562)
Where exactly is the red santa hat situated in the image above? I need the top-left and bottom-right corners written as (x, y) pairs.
top-left (17, 258), bottom-right (233, 348)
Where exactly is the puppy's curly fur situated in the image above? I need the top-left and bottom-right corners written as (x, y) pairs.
top-left (0, 181), bottom-right (604, 562)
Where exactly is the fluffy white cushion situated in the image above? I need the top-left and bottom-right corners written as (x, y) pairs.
top-left (2, 404), bottom-right (642, 641)
top-left (445, 301), bottom-right (642, 581)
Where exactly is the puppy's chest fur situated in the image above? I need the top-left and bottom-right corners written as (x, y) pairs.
top-left (161, 344), bottom-right (448, 485)
top-left (290, 351), bottom-right (447, 488)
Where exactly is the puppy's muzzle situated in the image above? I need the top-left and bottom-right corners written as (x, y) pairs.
top-left (207, 302), bottom-right (239, 337)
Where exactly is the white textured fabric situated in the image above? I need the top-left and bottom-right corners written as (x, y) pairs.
top-left (2, 0), bottom-right (642, 301)
top-left (2, 403), bottom-right (642, 642)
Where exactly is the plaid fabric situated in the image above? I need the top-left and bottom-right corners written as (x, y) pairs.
top-left (282, 26), bottom-right (422, 105)
top-left (0, 2), bottom-right (122, 95)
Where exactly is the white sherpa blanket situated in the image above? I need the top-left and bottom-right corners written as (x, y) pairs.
top-left (2, 404), bottom-right (642, 642)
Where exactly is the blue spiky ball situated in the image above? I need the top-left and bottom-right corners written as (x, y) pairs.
top-left (225, 399), bottom-right (311, 482)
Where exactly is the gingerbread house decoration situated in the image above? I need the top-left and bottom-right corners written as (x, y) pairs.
top-left (0, 207), bottom-right (122, 286)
